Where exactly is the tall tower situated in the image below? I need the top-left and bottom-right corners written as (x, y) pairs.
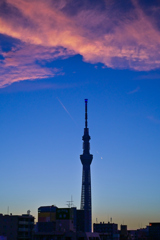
top-left (80, 99), bottom-right (93, 232)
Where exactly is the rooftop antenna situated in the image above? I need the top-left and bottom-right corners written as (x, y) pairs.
top-left (71, 195), bottom-right (74, 207)
top-left (66, 201), bottom-right (71, 208)
top-left (66, 196), bottom-right (74, 208)
top-left (7, 206), bottom-right (9, 215)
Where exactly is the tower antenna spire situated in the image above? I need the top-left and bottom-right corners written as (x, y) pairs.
top-left (85, 99), bottom-right (88, 128)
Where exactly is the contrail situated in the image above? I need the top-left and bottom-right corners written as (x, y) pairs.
top-left (57, 97), bottom-right (77, 125)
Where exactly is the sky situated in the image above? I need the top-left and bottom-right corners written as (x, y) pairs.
top-left (0, 0), bottom-right (160, 230)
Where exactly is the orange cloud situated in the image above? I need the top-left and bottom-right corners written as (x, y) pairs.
top-left (0, 0), bottom-right (160, 87)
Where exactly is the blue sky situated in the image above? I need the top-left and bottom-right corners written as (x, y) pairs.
top-left (1, 0), bottom-right (160, 230)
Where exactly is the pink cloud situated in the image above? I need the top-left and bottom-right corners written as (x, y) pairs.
top-left (0, 0), bottom-right (160, 87)
top-left (0, 43), bottom-right (73, 87)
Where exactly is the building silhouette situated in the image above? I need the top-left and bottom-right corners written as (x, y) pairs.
top-left (0, 213), bottom-right (34, 240)
top-left (93, 222), bottom-right (119, 240)
top-left (37, 206), bottom-right (77, 233)
top-left (149, 223), bottom-right (160, 240)
top-left (34, 205), bottom-right (101, 240)
top-left (80, 99), bottom-right (93, 232)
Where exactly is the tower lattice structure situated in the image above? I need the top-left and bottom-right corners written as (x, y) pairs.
top-left (80, 99), bottom-right (93, 232)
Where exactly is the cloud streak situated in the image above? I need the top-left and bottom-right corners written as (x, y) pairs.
top-left (127, 86), bottom-right (140, 94)
top-left (0, 0), bottom-right (160, 87)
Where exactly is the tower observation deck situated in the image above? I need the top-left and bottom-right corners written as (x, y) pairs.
top-left (80, 99), bottom-right (93, 232)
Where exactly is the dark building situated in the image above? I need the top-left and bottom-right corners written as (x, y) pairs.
top-left (120, 225), bottom-right (128, 240)
top-left (36, 206), bottom-right (77, 233)
top-left (93, 222), bottom-right (119, 240)
top-left (37, 206), bottom-right (57, 232)
top-left (76, 210), bottom-right (85, 232)
top-left (0, 236), bottom-right (7, 240)
top-left (0, 213), bottom-right (34, 240)
top-left (149, 222), bottom-right (160, 240)
top-left (135, 227), bottom-right (149, 240)
top-left (56, 207), bottom-right (77, 232)
top-left (35, 206), bottom-right (100, 240)
top-left (34, 230), bottom-right (101, 240)
top-left (80, 99), bottom-right (93, 232)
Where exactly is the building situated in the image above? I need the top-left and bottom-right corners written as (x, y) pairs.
top-left (34, 230), bottom-right (101, 240)
top-left (135, 227), bottom-right (149, 240)
top-left (0, 213), bottom-right (34, 240)
top-left (35, 205), bottom-right (101, 240)
top-left (76, 210), bottom-right (85, 232)
top-left (36, 206), bottom-right (77, 233)
top-left (93, 222), bottom-right (119, 240)
top-left (56, 207), bottom-right (77, 232)
top-left (37, 205), bottom-right (57, 232)
top-left (149, 222), bottom-right (160, 240)
top-left (120, 225), bottom-right (128, 240)
top-left (0, 237), bottom-right (7, 240)
top-left (80, 99), bottom-right (93, 232)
